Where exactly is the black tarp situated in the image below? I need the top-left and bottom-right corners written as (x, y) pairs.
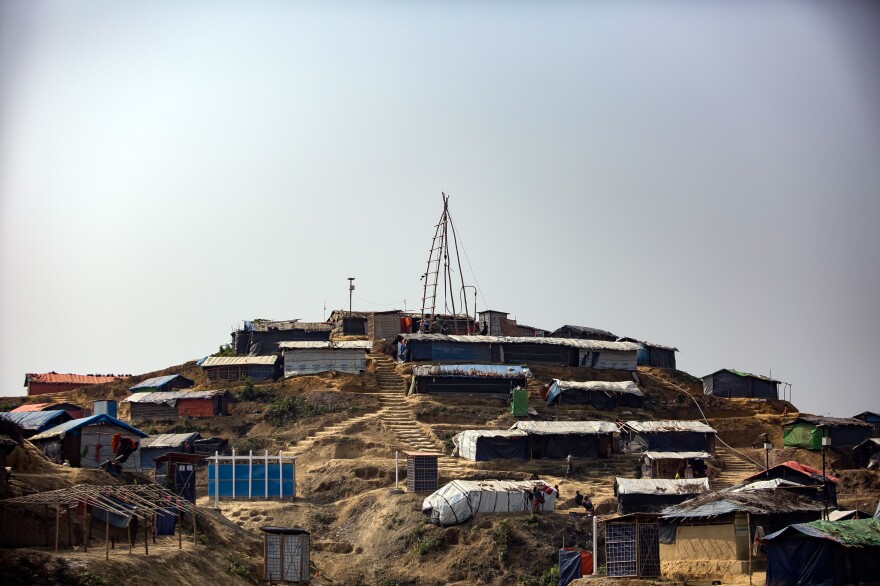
top-left (431, 342), bottom-right (492, 363)
top-left (638, 347), bottom-right (676, 369)
top-left (704, 371), bottom-right (778, 399)
top-left (551, 389), bottom-right (645, 410)
top-left (502, 343), bottom-right (574, 366)
top-left (766, 539), bottom-right (836, 586)
top-left (643, 431), bottom-right (709, 452)
top-left (531, 434), bottom-right (599, 459)
top-left (474, 436), bottom-right (529, 461)
top-left (416, 376), bottom-right (526, 396)
top-left (826, 425), bottom-right (872, 447)
top-left (558, 549), bottom-right (582, 586)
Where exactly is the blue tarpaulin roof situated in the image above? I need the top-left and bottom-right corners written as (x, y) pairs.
top-left (29, 414), bottom-right (147, 440)
top-left (129, 374), bottom-right (194, 391)
top-left (0, 410), bottom-right (71, 431)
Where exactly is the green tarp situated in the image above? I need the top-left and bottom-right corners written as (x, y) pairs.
top-left (805, 518), bottom-right (880, 547)
top-left (783, 423), bottom-right (822, 450)
top-left (510, 388), bottom-right (529, 417)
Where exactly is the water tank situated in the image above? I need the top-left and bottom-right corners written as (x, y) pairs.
top-left (93, 400), bottom-right (117, 418)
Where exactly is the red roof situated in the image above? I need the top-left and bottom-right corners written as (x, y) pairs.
top-left (25, 373), bottom-right (122, 385)
top-left (11, 402), bottom-right (81, 413)
top-left (747, 460), bottom-right (838, 483)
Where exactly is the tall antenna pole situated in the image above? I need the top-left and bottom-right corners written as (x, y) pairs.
top-left (420, 193), bottom-right (470, 333)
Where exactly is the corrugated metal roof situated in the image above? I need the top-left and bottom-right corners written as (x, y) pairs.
top-left (201, 356), bottom-right (278, 367)
top-left (785, 415), bottom-right (870, 428)
top-left (278, 341), bottom-right (373, 350)
top-left (413, 364), bottom-right (532, 379)
top-left (510, 420), bottom-right (619, 435)
top-left (25, 373), bottom-right (121, 385)
top-left (139, 432), bottom-right (201, 449)
top-left (124, 390), bottom-right (226, 404)
top-left (616, 477), bottom-right (710, 495)
top-left (552, 379), bottom-right (642, 396)
top-left (645, 451), bottom-right (713, 460)
top-left (702, 369), bottom-right (781, 383)
top-left (617, 337), bottom-right (679, 352)
top-left (397, 334), bottom-right (640, 352)
top-left (0, 410), bottom-right (70, 430)
top-left (29, 414), bottom-right (147, 440)
top-left (129, 374), bottom-right (194, 391)
top-left (10, 403), bottom-right (80, 413)
top-left (624, 420), bottom-right (717, 434)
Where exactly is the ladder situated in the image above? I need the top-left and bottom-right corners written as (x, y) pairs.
top-left (420, 193), bottom-right (469, 333)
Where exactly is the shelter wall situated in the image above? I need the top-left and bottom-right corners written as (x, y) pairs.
top-left (661, 523), bottom-right (739, 563)
top-left (641, 348), bottom-right (676, 369)
top-left (283, 348), bottom-right (366, 377)
top-left (414, 376), bottom-right (526, 396)
top-left (578, 350), bottom-right (637, 370)
top-left (369, 313), bottom-right (402, 341)
top-left (129, 403), bottom-right (176, 420)
top-left (204, 364), bottom-right (275, 382)
top-left (27, 382), bottom-right (83, 396)
top-left (79, 425), bottom-right (141, 470)
top-left (177, 398), bottom-right (220, 418)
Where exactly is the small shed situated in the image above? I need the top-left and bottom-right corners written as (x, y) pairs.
top-left (702, 369), bottom-right (780, 399)
top-left (617, 338), bottom-right (678, 369)
top-left (510, 420), bottom-right (619, 459)
top-left (549, 324), bottom-right (618, 342)
top-left (643, 451), bottom-right (712, 479)
top-left (410, 364), bottom-right (531, 397)
top-left (852, 411), bottom-right (880, 436)
top-left (139, 432), bottom-right (201, 470)
top-left (622, 420), bottom-right (717, 454)
top-left (233, 319), bottom-right (333, 355)
top-left (0, 410), bottom-right (73, 438)
top-left (423, 479), bottom-right (556, 525)
top-left (603, 513), bottom-right (662, 578)
top-left (125, 391), bottom-right (229, 420)
top-left (404, 451), bottom-right (444, 493)
top-left (10, 402), bottom-right (84, 419)
top-left (129, 374), bottom-right (195, 393)
top-left (260, 526), bottom-right (310, 584)
top-left (201, 355), bottom-right (279, 382)
top-left (24, 372), bottom-right (123, 397)
top-left (783, 415), bottom-right (871, 449)
top-left (544, 379), bottom-right (644, 410)
top-left (28, 414), bottom-right (147, 469)
top-left (155, 452), bottom-right (204, 503)
top-left (279, 341), bottom-right (372, 377)
top-left (452, 429), bottom-right (529, 462)
top-left (615, 478), bottom-right (710, 515)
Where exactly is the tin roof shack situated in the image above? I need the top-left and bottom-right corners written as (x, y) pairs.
top-left (0, 410), bottom-right (73, 437)
top-left (603, 513), bottom-right (662, 578)
top-left (452, 429), bottom-right (530, 462)
top-left (129, 374), bottom-right (194, 393)
top-left (852, 411), bottom-right (880, 437)
top-left (783, 415), bottom-right (871, 450)
top-left (743, 461), bottom-right (838, 507)
top-left (410, 364), bottom-right (531, 397)
top-left (764, 518), bottom-right (880, 586)
top-left (423, 479), bottom-right (556, 525)
top-left (615, 478), bottom-right (710, 514)
top-left (618, 338), bottom-right (678, 370)
top-left (477, 310), bottom-right (548, 337)
top-left (10, 402), bottom-right (84, 419)
top-left (642, 451), bottom-right (713, 480)
top-left (853, 438), bottom-right (880, 469)
top-left (280, 340), bottom-right (372, 377)
top-left (396, 334), bottom-right (639, 369)
top-left (622, 420), bottom-right (717, 454)
top-left (544, 379), bottom-right (644, 410)
top-left (29, 414), bottom-right (147, 469)
top-left (548, 324), bottom-right (618, 342)
top-left (660, 489), bottom-right (823, 579)
top-left (702, 369), bottom-right (780, 399)
top-left (125, 390), bottom-right (230, 420)
top-left (233, 319), bottom-right (332, 355)
top-left (329, 309), bottom-right (411, 340)
top-left (510, 420), bottom-right (619, 459)
top-left (24, 372), bottom-right (125, 397)
top-left (139, 432), bottom-right (200, 470)
top-left (201, 355), bottom-right (279, 382)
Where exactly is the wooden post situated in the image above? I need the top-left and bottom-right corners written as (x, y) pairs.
top-left (152, 513), bottom-right (156, 544)
top-left (144, 517), bottom-right (149, 555)
top-left (105, 513), bottom-right (110, 561)
top-left (747, 512), bottom-right (752, 585)
top-left (54, 506), bottom-right (60, 552)
top-left (178, 513), bottom-right (182, 550)
top-left (128, 522), bottom-right (132, 554)
top-left (192, 510), bottom-right (197, 545)
top-left (84, 512), bottom-right (89, 552)
top-left (67, 506), bottom-right (72, 548)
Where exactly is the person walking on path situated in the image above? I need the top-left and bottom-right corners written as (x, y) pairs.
top-left (565, 453), bottom-right (574, 478)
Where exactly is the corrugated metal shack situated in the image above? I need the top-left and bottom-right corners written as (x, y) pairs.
top-left (622, 420), bottom-right (717, 454)
top-left (0, 410), bottom-right (73, 437)
top-left (24, 373), bottom-right (124, 397)
top-left (125, 390), bottom-right (230, 419)
top-left (544, 379), bottom-right (644, 409)
top-left (452, 429), bottom-right (530, 461)
top-left (410, 364), bottom-right (531, 396)
top-left (29, 414), bottom-right (147, 469)
top-left (702, 369), bottom-right (780, 399)
top-left (232, 319), bottom-right (332, 355)
top-left (396, 334), bottom-right (639, 369)
top-left (138, 432), bottom-right (201, 470)
top-left (853, 411), bottom-right (880, 436)
top-left (280, 340), bottom-right (372, 377)
top-left (201, 355), bottom-right (279, 382)
top-left (129, 374), bottom-right (195, 393)
top-left (783, 415), bottom-right (871, 449)
top-left (618, 338), bottom-right (678, 369)
top-left (510, 420), bottom-right (619, 459)
top-left (10, 402), bottom-right (84, 419)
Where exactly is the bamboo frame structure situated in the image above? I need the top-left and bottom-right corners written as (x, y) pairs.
top-left (1, 484), bottom-right (204, 555)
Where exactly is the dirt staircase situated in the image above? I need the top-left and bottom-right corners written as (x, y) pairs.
top-left (712, 446), bottom-right (761, 490)
top-left (291, 409), bottom-right (386, 455)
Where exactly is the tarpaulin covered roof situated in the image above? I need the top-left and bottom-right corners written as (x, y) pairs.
top-left (510, 420), bottom-right (619, 435)
top-left (124, 390), bottom-right (226, 404)
top-left (24, 373), bottom-right (121, 385)
top-left (0, 410), bottom-right (71, 431)
top-left (662, 487), bottom-right (823, 519)
top-left (550, 379), bottom-right (643, 396)
top-left (29, 414), bottom-right (147, 441)
top-left (129, 374), bottom-right (194, 391)
top-left (854, 438), bottom-right (880, 450)
top-left (730, 479), bottom-right (805, 492)
top-left (413, 364), bottom-right (532, 379)
top-left (422, 479), bottom-right (555, 525)
top-left (616, 477), bottom-right (710, 496)
top-left (744, 460), bottom-right (838, 483)
top-left (645, 451), bottom-right (713, 460)
top-left (551, 325), bottom-right (618, 338)
top-left (201, 356), bottom-right (278, 367)
top-left (455, 429), bottom-right (528, 439)
top-left (765, 518), bottom-right (880, 547)
top-left (702, 369), bottom-right (780, 383)
top-left (617, 338), bottom-right (679, 352)
top-left (624, 420), bottom-right (717, 433)
top-left (397, 334), bottom-right (640, 352)
top-left (139, 432), bottom-right (201, 449)
top-left (785, 415), bottom-right (870, 428)
top-left (250, 320), bottom-right (331, 332)
top-left (278, 341), bottom-right (373, 350)
top-left (10, 403), bottom-right (80, 413)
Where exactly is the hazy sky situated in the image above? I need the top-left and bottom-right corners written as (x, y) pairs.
top-left (1, 2), bottom-right (878, 417)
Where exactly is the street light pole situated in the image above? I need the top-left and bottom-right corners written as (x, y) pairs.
top-left (460, 285), bottom-right (477, 334)
top-left (822, 433), bottom-right (831, 520)
top-left (348, 277), bottom-right (355, 320)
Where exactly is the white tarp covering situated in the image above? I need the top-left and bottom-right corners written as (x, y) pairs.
top-left (422, 479), bottom-right (556, 525)
top-left (551, 379), bottom-right (643, 396)
top-left (577, 349), bottom-right (638, 370)
top-left (615, 477), bottom-right (710, 495)
top-left (283, 346), bottom-right (368, 377)
top-left (645, 451), bottom-right (713, 461)
top-left (510, 420), bottom-right (620, 435)
top-left (452, 430), bottom-right (528, 461)
top-left (624, 420), bottom-right (717, 433)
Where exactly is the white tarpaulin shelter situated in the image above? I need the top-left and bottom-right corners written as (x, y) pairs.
top-left (422, 479), bottom-right (556, 525)
top-left (280, 341), bottom-right (372, 377)
top-left (452, 429), bottom-right (529, 461)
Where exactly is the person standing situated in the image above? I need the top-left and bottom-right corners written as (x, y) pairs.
top-left (566, 453), bottom-right (574, 478)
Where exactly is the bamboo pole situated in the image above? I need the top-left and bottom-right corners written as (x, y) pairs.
top-left (144, 517), bottom-right (149, 555)
top-left (54, 506), bottom-right (60, 552)
top-left (128, 522), bottom-right (132, 554)
top-left (84, 512), bottom-right (89, 552)
top-left (178, 513), bottom-right (182, 550)
top-left (152, 513), bottom-right (156, 544)
top-left (192, 510), bottom-right (197, 545)
top-left (105, 514), bottom-right (109, 561)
